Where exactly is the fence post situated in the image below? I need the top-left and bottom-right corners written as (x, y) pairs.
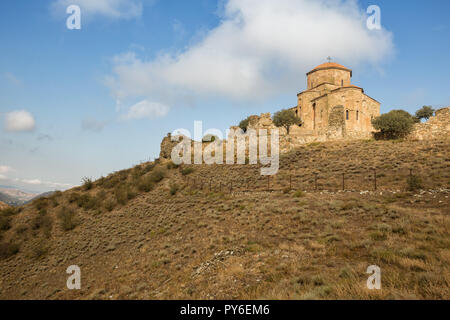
top-left (342, 173), bottom-right (345, 191)
top-left (267, 176), bottom-right (270, 192)
top-left (230, 181), bottom-right (233, 194)
top-left (210, 179), bottom-right (212, 192)
top-left (374, 169), bottom-right (377, 191)
top-left (314, 173), bottom-right (318, 191)
top-left (289, 175), bottom-right (292, 190)
top-left (219, 182), bottom-right (222, 192)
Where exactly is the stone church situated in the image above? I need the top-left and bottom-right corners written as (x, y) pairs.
top-left (288, 62), bottom-right (380, 140)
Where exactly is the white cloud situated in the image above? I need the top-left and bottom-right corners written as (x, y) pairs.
top-left (0, 165), bottom-right (13, 175)
top-left (123, 100), bottom-right (170, 120)
top-left (4, 110), bottom-right (36, 132)
top-left (52, 0), bottom-right (147, 19)
top-left (17, 178), bottom-right (73, 189)
top-left (106, 0), bottom-right (394, 107)
top-left (22, 179), bottom-right (42, 185)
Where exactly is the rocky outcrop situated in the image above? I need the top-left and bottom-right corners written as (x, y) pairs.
top-left (408, 107), bottom-right (450, 141)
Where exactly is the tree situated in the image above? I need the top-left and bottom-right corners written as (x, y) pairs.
top-left (272, 109), bottom-right (303, 135)
top-left (371, 109), bottom-right (416, 140)
top-left (238, 117), bottom-right (251, 133)
top-left (415, 106), bottom-right (435, 121)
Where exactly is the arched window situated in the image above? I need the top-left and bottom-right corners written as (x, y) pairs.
top-left (356, 110), bottom-right (359, 120)
top-left (341, 80), bottom-right (344, 86)
top-left (313, 103), bottom-right (316, 129)
top-left (346, 110), bottom-right (349, 120)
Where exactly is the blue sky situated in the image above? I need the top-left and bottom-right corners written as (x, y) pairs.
top-left (0, 0), bottom-right (449, 192)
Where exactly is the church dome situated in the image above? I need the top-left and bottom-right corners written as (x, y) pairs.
top-left (307, 62), bottom-right (352, 76)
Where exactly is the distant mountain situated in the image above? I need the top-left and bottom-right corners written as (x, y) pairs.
top-left (0, 187), bottom-right (38, 206)
top-left (25, 191), bottom-right (56, 204)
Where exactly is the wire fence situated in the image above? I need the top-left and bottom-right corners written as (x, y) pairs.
top-left (183, 167), bottom-right (449, 194)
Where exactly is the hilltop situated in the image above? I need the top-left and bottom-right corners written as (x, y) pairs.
top-left (0, 138), bottom-right (449, 299)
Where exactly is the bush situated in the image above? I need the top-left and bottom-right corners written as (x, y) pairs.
top-left (57, 207), bottom-right (78, 231)
top-left (181, 167), bottom-right (194, 176)
top-left (239, 116), bottom-right (251, 133)
top-left (372, 110), bottom-right (416, 140)
top-left (82, 177), bottom-right (94, 190)
top-left (167, 161), bottom-right (179, 169)
top-left (0, 242), bottom-right (19, 259)
top-left (114, 185), bottom-right (136, 205)
top-left (137, 177), bottom-right (155, 192)
top-left (33, 198), bottom-right (49, 210)
top-left (68, 192), bottom-right (81, 204)
top-left (170, 183), bottom-right (179, 196)
top-left (102, 175), bottom-right (121, 189)
top-left (293, 190), bottom-right (306, 198)
top-left (76, 194), bottom-right (101, 210)
top-left (104, 199), bottom-right (116, 212)
top-left (273, 109), bottom-right (303, 134)
top-left (31, 213), bottom-right (53, 236)
top-left (415, 106), bottom-right (435, 121)
top-left (0, 207), bottom-right (17, 217)
top-left (407, 175), bottom-right (424, 191)
top-left (0, 216), bottom-right (12, 231)
top-left (150, 168), bottom-right (166, 183)
top-left (202, 135), bottom-right (217, 143)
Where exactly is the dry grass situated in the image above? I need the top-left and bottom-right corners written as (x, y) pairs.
top-left (0, 138), bottom-right (448, 300)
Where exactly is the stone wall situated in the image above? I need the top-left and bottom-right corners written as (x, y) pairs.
top-left (408, 107), bottom-right (450, 141)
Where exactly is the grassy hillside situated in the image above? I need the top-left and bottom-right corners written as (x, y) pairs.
top-left (0, 201), bottom-right (9, 210)
top-left (0, 138), bottom-right (449, 299)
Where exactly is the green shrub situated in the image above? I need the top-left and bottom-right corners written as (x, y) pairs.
top-left (0, 207), bottom-right (17, 217)
top-left (33, 198), bottom-right (49, 210)
top-left (407, 175), bottom-right (424, 191)
top-left (131, 166), bottom-right (144, 180)
top-left (202, 135), bottom-right (217, 142)
top-left (102, 175), bottom-right (121, 189)
top-left (0, 216), bottom-right (12, 231)
top-left (372, 110), bottom-right (416, 140)
top-left (0, 242), bottom-right (19, 259)
top-left (415, 106), bottom-right (434, 121)
top-left (68, 192), bottom-right (80, 203)
top-left (293, 190), bottom-right (305, 198)
top-left (97, 190), bottom-right (107, 200)
top-left (114, 185), bottom-right (136, 205)
top-left (273, 109), bottom-right (303, 134)
top-left (57, 207), bottom-right (78, 231)
top-left (76, 194), bottom-right (101, 210)
top-left (137, 177), bottom-right (155, 192)
top-left (239, 116), bottom-right (251, 133)
top-left (82, 177), bottom-right (94, 190)
top-left (31, 213), bottom-right (52, 235)
top-left (170, 183), bottom-right (179, 196)
top-left (104, 199), bottom-right (116, 212)
top-left (150, 168), bottom-right (166, 183)
top-left (181, 167), bottom-right (194, 176)
top-left (166, 161), bottom-right (179, 170)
